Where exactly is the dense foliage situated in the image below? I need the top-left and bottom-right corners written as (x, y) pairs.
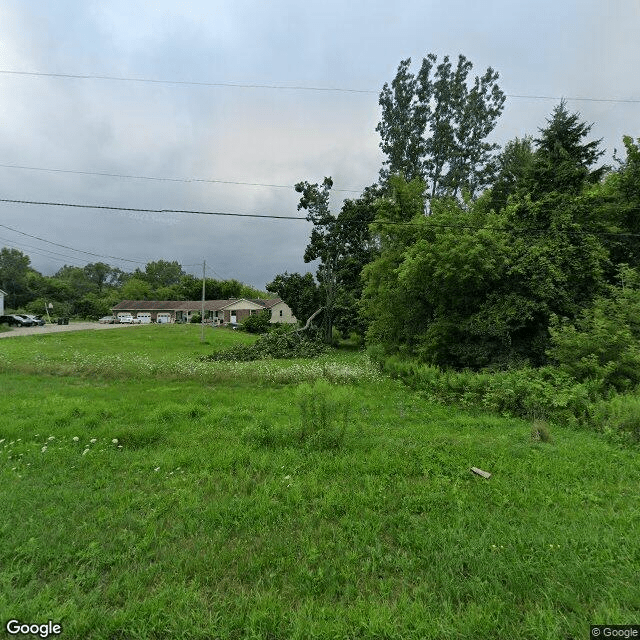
top-left (240, 309), bottom-right (272, 334)
top-left (377, 54), bottom-right (505, 199)
top-left (362, 103), bottom-right (637, 370)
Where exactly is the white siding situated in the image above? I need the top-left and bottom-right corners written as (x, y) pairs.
top-left (221, 299), bottom-right (263, 311)
top-left (269, 301), bottom-right (297, 324)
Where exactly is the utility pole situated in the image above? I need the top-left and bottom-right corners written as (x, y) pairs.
top-left (201, 260), bottom-right (206, 343)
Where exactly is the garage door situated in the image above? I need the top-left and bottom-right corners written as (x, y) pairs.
top-left (137, 313), bottom-right (152, 324)
top-left (157, 313), bottom-right (171, 324)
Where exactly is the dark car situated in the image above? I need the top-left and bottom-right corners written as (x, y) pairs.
top-left (0, 314), bottom-right (35, 327)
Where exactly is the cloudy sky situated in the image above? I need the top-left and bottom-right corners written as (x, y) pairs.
top-left (0, 0), bottom-right (639, 288)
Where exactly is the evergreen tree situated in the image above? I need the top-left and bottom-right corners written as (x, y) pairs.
top-left (527, 100), bottom-right (606, 197)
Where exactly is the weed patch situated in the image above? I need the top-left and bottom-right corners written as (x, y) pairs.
top-left (242, 381), bottom-right (353, 451)
top-left (376, 352), bottom-right (640, 447)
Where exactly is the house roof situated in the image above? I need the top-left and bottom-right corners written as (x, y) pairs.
top-left (112, 298), bottom-right (281, 312)
top-left (255, 298), bottom-right (282, 309)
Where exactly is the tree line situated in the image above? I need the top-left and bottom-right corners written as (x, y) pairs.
top-left (0, 255), bottom-right (270, 319)
top-left (266, 53), bottom-right (640, 371)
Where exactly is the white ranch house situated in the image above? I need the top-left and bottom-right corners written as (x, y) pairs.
top-left (0, 288), bottom-right (6, 315)
top-left (111, 298), bottom-right (296, 325)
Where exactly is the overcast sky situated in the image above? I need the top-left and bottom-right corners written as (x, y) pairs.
top-left (0, 0), bottom-right (639, 289)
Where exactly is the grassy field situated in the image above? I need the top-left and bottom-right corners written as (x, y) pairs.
top-left (0, 325), bottom-right (638, 639)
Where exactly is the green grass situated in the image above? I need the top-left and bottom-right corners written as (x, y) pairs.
top-left (1, 325), bottom-right (639, 639)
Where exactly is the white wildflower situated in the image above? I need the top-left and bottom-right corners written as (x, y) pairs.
top-left (90, 438), bottom-right (97, 444)
top-left (112, 438), bottom-right (118, 444)
top-left (41, 446), bottom-right (47, 453)
top-left (48, 436), bottom-right (55, 441)
top-left (82, 449), bottom-right (89, 455)
top-left (72, 436), bottom-right (79, 442)
top-left (154, 467), bottom-right (160, 472)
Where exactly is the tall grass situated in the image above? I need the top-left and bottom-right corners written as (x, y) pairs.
top-left (376, 352), bottom-right (640, 447)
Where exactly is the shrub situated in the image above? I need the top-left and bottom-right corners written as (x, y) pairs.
top-left (190, 313), bottom-right (202, 324)
top-left (590, 394), bottom-right (640, 446)
top-left (241, 309), bottom-right (272, 334)
top-left (548, 284), bottom-right (640, 392)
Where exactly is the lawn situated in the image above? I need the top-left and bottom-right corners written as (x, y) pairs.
top-left (0, 325), bottom-right (638, 639)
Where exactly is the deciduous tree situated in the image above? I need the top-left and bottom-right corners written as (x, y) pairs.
top-left (377, 54), bottom-right (505, 200)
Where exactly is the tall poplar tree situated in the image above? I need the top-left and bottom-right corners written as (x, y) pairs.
top-left (377, 54), bottom-right (505, 201)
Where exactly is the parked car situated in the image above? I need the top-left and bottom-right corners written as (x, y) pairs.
top-left (118, 315), bottom-right (142, 324)
top-left (0, 314), bottom-right (35, 327)
top-left (19, 314), bottom-right (45, 326)
top-left (98, 316), bottom-right (115, 324)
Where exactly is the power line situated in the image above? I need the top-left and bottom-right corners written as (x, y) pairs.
top-left (3, 195), bottom-right (640, 239)
top-left (0, 237), bottom-right (93, 267)
top-left (0, 219), bottom-right (149, 264)
top-left (0, 197), bottom-right (309, 220)
top-left (0, 162), bottom-right (363, 194)
top-left (1, 69), bottom-right (638, 104)
top-left (0, 69), bottom-right (376, 94)
top-left (0, 234), bottom-right (93, 265)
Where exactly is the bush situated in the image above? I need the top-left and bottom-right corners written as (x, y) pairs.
top-left (548, 284), bottom-right (640, 392)
top-left (241, 309), bottom-right (272, 334)
top-left (190, 313), bottom-right (202, 324)
top-left (201, 327), bottom-right (330, 362)
top-left (590, 394), bottom-right (640, 447)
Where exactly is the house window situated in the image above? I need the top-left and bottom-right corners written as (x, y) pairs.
top-left (279, 310), bottom-right (283, 317)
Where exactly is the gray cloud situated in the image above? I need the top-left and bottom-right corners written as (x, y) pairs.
top-left (1, 0), bottom-right (639, 287)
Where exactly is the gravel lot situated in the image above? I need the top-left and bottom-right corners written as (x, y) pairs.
top-left (0, 322), bottom-right (143, 338)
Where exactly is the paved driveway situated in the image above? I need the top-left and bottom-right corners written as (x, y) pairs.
top-left (0, 322), bottom-right (143, 338)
